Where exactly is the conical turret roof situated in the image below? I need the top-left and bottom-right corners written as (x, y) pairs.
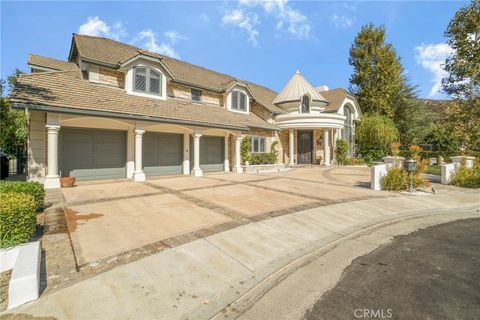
top-left (273, 70), bottom-right (328, 105)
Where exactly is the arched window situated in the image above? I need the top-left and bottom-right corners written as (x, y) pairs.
top-left (301, 95), bottom-right (310, 113)
top-left (133, 67), bottom-right (162, 95)
top-left (230, 90), bottom-right (248, 112)
top-left (342, 105), bottom-right (354, 156)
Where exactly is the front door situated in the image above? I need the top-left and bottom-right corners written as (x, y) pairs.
top-left (297, 130), bottom-right (313, 164)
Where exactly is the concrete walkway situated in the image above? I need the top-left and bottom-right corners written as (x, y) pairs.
top-left (3, 189), bottom-right (479, 320)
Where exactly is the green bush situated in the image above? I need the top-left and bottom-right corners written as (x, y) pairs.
top-left (0, 192), bottom-right (38, 248)
top-left (0, 181), bottom-right (45, 211)
top-left (381, 168), bottom-right (429, 191)
top-left (355, 114), bottom-right (399, 160)
top-left (450, 159), bottom-right (480, 189)
top-left (343, 157), bottom-right (366, 165)
top-left (241, 137), bottom-right (251, 164)
top-left (336, 139), bottom-right (349, 164)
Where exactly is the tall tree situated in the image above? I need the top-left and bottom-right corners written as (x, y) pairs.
top-left (349, 24), bottom-right (413, 119)
top-left (0, 69), bottom-right (27, 156)
top-left (442, 0), bottom-right (480, 99)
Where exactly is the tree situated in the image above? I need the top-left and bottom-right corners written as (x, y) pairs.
top-left (442, 0), bottom-right (480, 99)
top-left (0, 69), bottom-right (27, 156)
top-left (349, 24), bottom-right (414, 119)
top-left (355, 114), bottom-right (399, 160)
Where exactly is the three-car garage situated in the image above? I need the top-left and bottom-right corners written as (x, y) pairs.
top-left (59, 127), bottom-right (226, 180)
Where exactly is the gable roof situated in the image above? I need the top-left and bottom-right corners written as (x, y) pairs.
top-left (71, 34), bottom-right (285, 114)
top-left (317, 88), bottom-right (361, 114)
top-left (28, 54), bottom-right (79, 72)
top-left (10, 70), bottom-right (278, 131)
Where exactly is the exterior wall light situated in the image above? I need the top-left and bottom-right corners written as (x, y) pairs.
top-left (403, 158), bottom-right (417, 193)
top-left (460, 144), bottom-right (466, 155)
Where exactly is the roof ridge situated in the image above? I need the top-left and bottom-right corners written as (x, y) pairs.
top-left (29, 53), bottom-right (74, 63)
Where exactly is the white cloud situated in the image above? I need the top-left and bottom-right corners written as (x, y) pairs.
top-left (137, 29), bottom-right (182, 59)
top-left (164, 31), bottom-right (189, 44)
top-left (415, 43), bottom-right (454, 97)
top-left (330, 14), bottom-right (354, 28)
top-left (222, 9), bottom-right (260, 46)
top-left (241, 0), bottom-right (310, 39)
top-left (78, 16), bottom-right (126, 40)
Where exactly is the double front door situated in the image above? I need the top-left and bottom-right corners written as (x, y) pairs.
top-left (297, 130), bottom-right (313, 164)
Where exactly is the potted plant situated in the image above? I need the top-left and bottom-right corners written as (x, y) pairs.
top-left (60, 176), bottom-right (76, 188)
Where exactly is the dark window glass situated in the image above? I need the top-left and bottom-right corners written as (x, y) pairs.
top-left (134, 67), bottom-right (147, 92)
top-left (301, 95), bottom-right (310, 113)
top-left (149, 70), bottom-right (161, 94)
top-left (232, 91), bottom-right (239, 110)
top-left (191, 88), bottom-right (202, 102)
top-left (239, 93), bottom-right (246, 111)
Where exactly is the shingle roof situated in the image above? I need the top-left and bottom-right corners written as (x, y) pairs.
top-left (28, 54), bottom-right (79, 72)
top-left (10, 70), bottom-right (278, 131)
top-left (71, 34), bottom-right (285, 114)
top-left (317, 88), bottom-right (360, 113)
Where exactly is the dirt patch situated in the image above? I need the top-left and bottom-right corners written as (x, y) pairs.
top-left (0, 269), bottom-right (12, 312)
top-left (64, 208), bottom-right (103, 233)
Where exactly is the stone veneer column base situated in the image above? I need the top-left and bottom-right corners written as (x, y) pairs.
top-left (44, 176), bottom-right (61, 189)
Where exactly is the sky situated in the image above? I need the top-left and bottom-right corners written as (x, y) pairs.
top-left (0, 0), bottom-right (468, 99)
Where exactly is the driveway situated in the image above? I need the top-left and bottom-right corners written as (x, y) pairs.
top-left (61, 167), bottom-right (388, 268)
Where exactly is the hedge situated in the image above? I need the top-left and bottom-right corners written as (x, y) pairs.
top-left (0, 181), bottom-right (45, 211)
top-left (0, 192), bottom-right (38, 248)
top-left (249, 152), bottom-right (277, 165)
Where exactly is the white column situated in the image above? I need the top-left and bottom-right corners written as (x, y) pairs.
top-left (233, 135), bottom-right (243, 173)
top-left (183, 132), bottom-right (190, 175)
top-left (224, 134), bottom-right (230, 172)
top-left (44, 125), bottom-right (61, 189)
top-left (288, 129), bottom-right (295, 166)
top-left (133, 129), bottom-right (146, 182)
top-left (191, 133), bottom-right (203, 177)
top-left (126, 128), bottom-right (135, 178)
top-left (323, 129), bottom-right (331, 166)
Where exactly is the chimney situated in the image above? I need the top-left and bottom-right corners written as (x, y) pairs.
top-left (316, 85), bottom-right (329, 92)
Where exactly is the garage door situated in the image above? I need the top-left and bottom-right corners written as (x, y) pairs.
top-left (59, 128), bottom-right (126, 181)
top-left (143, 132), bottom-right (183, 176)
top-left (191, 136), bottom-right (225, 172)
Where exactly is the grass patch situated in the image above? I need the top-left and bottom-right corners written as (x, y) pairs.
top-left (426, 165), bottom-right (441, 176)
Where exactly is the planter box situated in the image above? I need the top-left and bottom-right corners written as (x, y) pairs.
top-left (242, 164), bottom-right (289, 173)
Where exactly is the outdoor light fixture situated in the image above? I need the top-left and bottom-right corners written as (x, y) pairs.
top-left (403, 158), bottom-right (417, 193)
top-left (460, 144), bottom-right (466, 155)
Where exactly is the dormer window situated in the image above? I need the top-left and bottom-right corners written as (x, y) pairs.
top-left (301, 95), bottom-right (310, 113)
top-left (134, 67), bottom-right (161, 95)
top-left (191, 88), bottom-right (202, 103)
top-left (230, 90), bottom-right (248, 112)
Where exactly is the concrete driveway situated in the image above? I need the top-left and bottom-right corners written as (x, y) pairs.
top-left (61, 167), bottom-right (388, 268)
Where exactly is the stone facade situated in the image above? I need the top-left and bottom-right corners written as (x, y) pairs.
top-left (98, 67), bottom-right (125, 88)
top-left (169, 82), bottom-right (223, 106)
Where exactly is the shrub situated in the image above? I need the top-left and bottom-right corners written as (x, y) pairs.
top-left (343, 157), bottom-right (366, 165)
top-left (336, 139), bottom-right (349, 164)
top-left (241, 137), bottom-right (251, 164)
top-left (0, 192), bottom-right (38, 248)
top-left (450, 159), bottom-right (480, 188)
top-left (409, 144), bottom-right (423, 160)
top-left (381, 168), bottom-right (408, 191)
top-left (355, 114), bottom-right (399, 160)
top-left (390, 141), bottom-right (401, 157)
top-left (0, 181), bottom-right (45, 211)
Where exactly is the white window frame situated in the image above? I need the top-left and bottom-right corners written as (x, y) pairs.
top-left (125, 62), bottom-right (167, 100)
top-left (301, 95), bottom-right (310, 114)
top-left (227, 89), bottom-right (249, 114)
top-left (133, 67), bottom-right (162, 96)
top-left (250, 136), bottom-right (266, 153)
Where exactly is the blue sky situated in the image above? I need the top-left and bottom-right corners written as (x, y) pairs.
top-left (1, 1), bottom-right (467, 98)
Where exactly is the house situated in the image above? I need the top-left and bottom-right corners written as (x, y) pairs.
top-left (10, 34), bottom-right (361, 188)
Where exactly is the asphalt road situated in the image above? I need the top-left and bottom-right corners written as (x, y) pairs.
top-left (304, 218), bottom-right (480, 320)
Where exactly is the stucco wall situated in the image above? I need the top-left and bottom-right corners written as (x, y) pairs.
top-left (28, 111), bottom-right (46, 182)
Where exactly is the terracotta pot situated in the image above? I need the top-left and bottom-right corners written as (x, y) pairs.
top-left (60, 176), bottom-right (76, 188)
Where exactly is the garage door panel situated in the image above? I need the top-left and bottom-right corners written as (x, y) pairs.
top-left (60, 128), bottom-right (126, 181)
top-left (191, 136), bottom-right (225, 172)
top-left (143, 132), bottom-right (182, 176)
